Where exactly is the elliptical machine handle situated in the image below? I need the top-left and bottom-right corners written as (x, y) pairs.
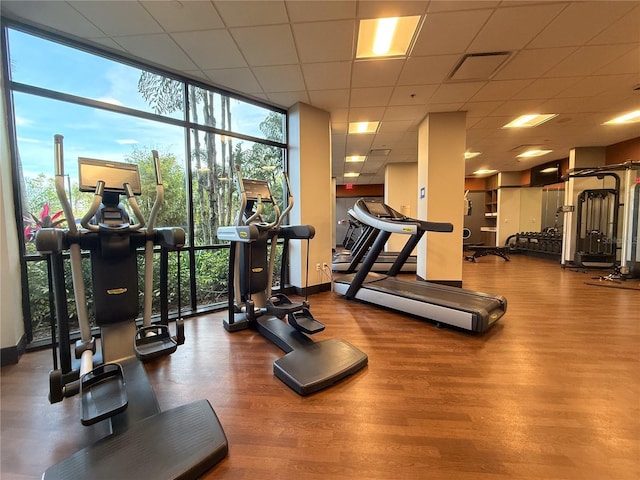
top-left (126, 183), bottom-right (146, 231)
top-left (276, 172), bottom-right (294, 228)
top-left (80, 181), bottom-right (106, 232)
top-left (146, 150), bottom-right (164, 232)
top-left (54, 134), bottom-right (77, 234)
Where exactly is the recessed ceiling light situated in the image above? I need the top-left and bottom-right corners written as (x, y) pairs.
top-left (603, 110), bottom-right (640, 125)
top-left (473, 169), bottom-right (497, 176)
top-left (465, 151), bottom-right (481, 159)
top-left (348, 121), bottom-right (379, 134)
top-left (344, 172), bottom-right (360, 178)
top-left (356, 16), bottom-right (422, 59)
top-left (503, 114), bottom-right (558, 128)
top-left (345, 155), bottom-right (366, 163)
top-left (517, 149), bottom-right (552, 158)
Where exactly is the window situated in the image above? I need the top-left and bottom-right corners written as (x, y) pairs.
top-left (3, 22), bottom-right (287, 343)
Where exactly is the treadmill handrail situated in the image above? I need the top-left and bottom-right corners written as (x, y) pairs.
top-left (353, 199), bottom-right (453, 234)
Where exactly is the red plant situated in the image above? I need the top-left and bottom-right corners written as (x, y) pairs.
top-left (23, 203), bottom-right (65, 242)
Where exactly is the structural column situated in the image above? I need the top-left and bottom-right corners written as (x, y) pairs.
top-left (561, 147), bottom-right (606, 265)
top-left (287, 102), bottom-right (333, 290)
top-left (417, 112), bottom-right (466, 286)
top-left (385, 163), bottom-right (417, 253)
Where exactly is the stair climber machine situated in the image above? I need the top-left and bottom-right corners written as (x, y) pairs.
top-left (334, 199), bottom-right (507, 333)
top-left (35, 135), bottom-right (228, 480)
top-left (217, 166), bottom-right (368, 395)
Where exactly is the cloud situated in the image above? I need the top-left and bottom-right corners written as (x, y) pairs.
top-left (14, 115), bottom-right (33, 127)
top-left (96, 96), bottom-right (124, 106)
top-left (116, 139), bottom-right (139, 145)
top-left (17, 136), bottom-right (41, 144)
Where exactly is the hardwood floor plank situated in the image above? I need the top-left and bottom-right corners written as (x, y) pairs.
top-left (1, 255), bottom-right (639, 479)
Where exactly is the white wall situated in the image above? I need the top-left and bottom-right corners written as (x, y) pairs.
top-left (0, 58), bottom-right (25, 352)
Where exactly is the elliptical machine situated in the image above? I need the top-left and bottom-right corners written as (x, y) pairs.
top-left (217, 165), bottom-right (367, 395)
top-left (35, 135), bottom-right (227, 479)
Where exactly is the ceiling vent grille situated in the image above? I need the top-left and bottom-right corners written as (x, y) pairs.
top-left (448, 52), bottom-right (511, 82)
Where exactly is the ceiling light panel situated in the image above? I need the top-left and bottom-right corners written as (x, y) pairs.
top-left (345, 155), bottom-right (366, 162)
top-left (503, 114), bottom-right (558, 128)
top-left (356, 16), bottom-right (422, 59)
top-left (348, 121), bottom-right (380, 134)
top-left (603, 110), bottom-right (640, 125)
top-left (517, 149), bottom-right (553, 158)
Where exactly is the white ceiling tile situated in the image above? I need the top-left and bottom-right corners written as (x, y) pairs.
top-left (352, 58), bottom-right (405, 87)
top-left (70, 1), bottom-right (163, 36)
top-left (493, 47), bottom-right (576, 80)
top-left (412, 9), bottom-right (492, 56)
top-left (545, 44), bottom-right (638, 77)
top-left (231, 24), bottom-right (298, 66)
top-left (398, 55), bottom-right (459, 85)
top-left (357, 1), bottom-right (428, 19)
top-left (529, 2), bottom-right (637, 49)
top-left (141, 1), bottom-right (224, 32)
top-left (512, 77), bottom-right (581, 100)
top-left (286, 0), bottom-right (356, 22)
top-left (1, 1), bottom-right (106, 38)
top-left (302, 62), bottom-right (352, 90)
top-left (463, 101), bottom-right (503, 117)
top-left (172, 30), bottom-right (246, 69)
top-left (489, 100), bottom-right (550, 117)
top-left (89, 37), bottom-right (129, 53)
top-left (345, 135), bottom-right (374, 154)
top-left (427, 1), bottom-right (500, 13)
top-left (349, 87), bottom-right (394, 107)
top-left (589, 5), bottom-right (640, 45)
top-left (213, 1), bottom-right (288, 27)
top-left (383, 105), bottom-right (429, 122)
top-left (292, 20), bottom-right (356, 63)
top-left (389, 85), bottom-right (438, 106)
top-left (114, 33), bottom-right (198, 71)
top-left (470, 79), bottom-right (532, 102)
top-left (203, 67), bottom-right (262, 94)
top-left (468, 3), bottom-right (565, 52)
top-left (309, 90), bottom-right (351, 110)
top-left (267, 91), bottom-right (310, 109)
top-left (377, 120), bottom-right (416, 133)
top-left (594, 45), bottom-right (640, 75)
top-left (555, 74), bottom-right (638, 99)
top-left (427, 103), bottom-right (465, 113)
top-left (330, 110), bottom-right (349, 124)
top-left (347, 107), bottom-right (386, 122)
top-left (253, 65), bottom-right (305, 92)
top-left (432, 82), bottom-right (486, 103)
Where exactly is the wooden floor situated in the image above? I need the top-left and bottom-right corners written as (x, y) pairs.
top-left (2, 255), bottom-right (639, 479)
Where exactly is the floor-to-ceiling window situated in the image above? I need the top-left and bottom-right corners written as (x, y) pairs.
top-left (2, 22), bottom-right (287, 344)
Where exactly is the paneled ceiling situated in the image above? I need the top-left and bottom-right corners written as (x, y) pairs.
top-left (2, 0), bottom-right (639, 184)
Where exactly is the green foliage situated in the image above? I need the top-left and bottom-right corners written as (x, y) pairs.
top-left (137, 71), bottom-right (183, 115)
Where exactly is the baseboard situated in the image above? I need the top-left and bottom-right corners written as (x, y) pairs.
top-left (289, 282), bottom-right (332, 296)
top-left (1, 334), bottom-right (27, 366)
top-left (415, 276), bottom-right (463, 288)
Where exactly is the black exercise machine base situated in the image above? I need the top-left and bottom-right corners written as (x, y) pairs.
top-left (43, 399), bottom-right (228, 480)
top-left (464, 246), bottom-right (510, 262)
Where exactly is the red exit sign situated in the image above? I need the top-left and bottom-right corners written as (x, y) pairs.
top-left (346, 183), bottom-right (354, 189)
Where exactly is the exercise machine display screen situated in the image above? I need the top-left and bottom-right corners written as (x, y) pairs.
top-left (364, 200), bottom-right (391, 218)
top-left (78, 157), bottom-right (141, 195)
top-left (244, 179), bottom-right (273, 202)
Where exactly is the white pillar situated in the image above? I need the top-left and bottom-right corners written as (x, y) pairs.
top-left (287, 102), bottom-right (333, 290)
top-left (561, 147), bottom-right (606, 265)
top-left (417, 112), bottom-right (466, 285)
top-left (385, 163), bottom-right (417, 253)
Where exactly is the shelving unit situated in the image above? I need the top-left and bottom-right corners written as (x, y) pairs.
top-left (483, 175), bottom-right (498, 246)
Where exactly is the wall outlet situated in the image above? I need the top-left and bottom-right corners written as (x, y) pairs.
top-left (316, 263), bottom-right (321, 271)
top-left (322, 262), bottom-right (329, 270)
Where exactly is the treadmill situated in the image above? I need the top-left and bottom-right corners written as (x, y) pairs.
top-left (333, 199), bottom-right (507, 333)
top-left (332, 211), bottom-right (417, 273)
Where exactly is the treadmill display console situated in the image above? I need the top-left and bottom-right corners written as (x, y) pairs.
top-left (364, 200), bottom-right (391, 218)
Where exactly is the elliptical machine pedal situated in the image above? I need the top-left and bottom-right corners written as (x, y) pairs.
top-left (134, 325), bottom-right (178, 362)
top-left (288, 308), bottom-right (325, 334)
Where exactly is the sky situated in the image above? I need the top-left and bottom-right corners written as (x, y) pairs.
top-left (8, 28), bottom-right (280, 181)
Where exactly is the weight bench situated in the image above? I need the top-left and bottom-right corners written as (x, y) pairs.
top-left (464, 245), bottom-right (510, 263)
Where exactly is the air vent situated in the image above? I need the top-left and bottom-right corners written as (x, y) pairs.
top-left (448, 52), bottom-right (511, 82)
top-left (368, 148), bottom-right (391, 156)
